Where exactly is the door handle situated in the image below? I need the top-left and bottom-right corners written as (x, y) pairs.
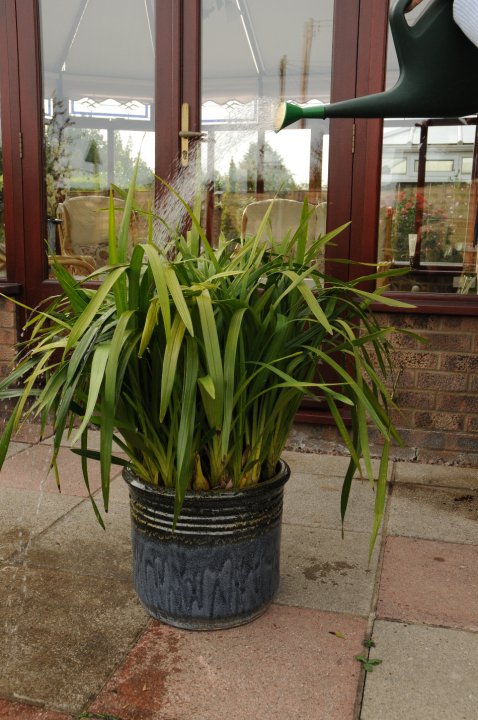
top-left (180, 103), bottom-right (206, 167)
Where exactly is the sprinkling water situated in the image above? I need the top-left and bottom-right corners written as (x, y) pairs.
top-left (152, 97), bottom-right (281, 247)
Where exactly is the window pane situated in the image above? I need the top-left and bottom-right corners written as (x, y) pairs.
top-left (40, 0), bottom-right (155, 276)
top-left (0, 91), bottom-right (5, 276)
top-left (201, 1), bottom-right (333, 247)
top-left (377, 0), bottom-right (477, 295)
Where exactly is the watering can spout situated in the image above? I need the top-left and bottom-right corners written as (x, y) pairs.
top-left (275, 0), bottom-right (478, 131)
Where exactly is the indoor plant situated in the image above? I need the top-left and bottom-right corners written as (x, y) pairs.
top-left (0, 169), bottom-right (411, 628)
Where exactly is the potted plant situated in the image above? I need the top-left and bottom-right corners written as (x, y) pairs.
top-left (0, 169), bottom-right (411, 629)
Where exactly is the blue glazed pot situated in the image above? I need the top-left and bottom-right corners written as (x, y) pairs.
top-left (123, 461), bottom-right (290, 630)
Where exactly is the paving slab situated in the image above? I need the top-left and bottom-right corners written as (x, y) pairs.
top-left (0, 565), bottom-right (148, 714)
top-left (361, 620), bottom-right (478, 720)
top-left (5, 441), bottom-right (31, 458)
top-left (42, 429), bottom-right (124, 454)
top-left (0, 444), bottom-right (122, 496)
top-left (284, 472), bottom-right (386, 533)
top-left (394, 461), bottom-right (478, 490)
top-left (12, 423), bottom-right (53, 444)
top-left (0, 487), bottom-right (81, 561)
top-left (23, 495), bottom-right (133, 582)
top-left (388, 484), bottom-right (478, 544)
top-left (89, 605), bottom-right (367, 720)
top-left (377, 536), bottom-right (478, 631)
top-left (283, 450), bottom-right (393, 481)
top-left (277, 524), bottom-right (379, 616)
top-left (0, 699), bottom-right (71, 719)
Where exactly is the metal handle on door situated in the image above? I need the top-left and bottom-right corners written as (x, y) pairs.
top-left (180, 103), bottom-right (206, 167)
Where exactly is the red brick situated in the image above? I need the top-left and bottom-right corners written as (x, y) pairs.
top-left (436, 394), bottom-right (478, 414)
top-left (0, 309), bottom-right (16, 329)
top-left (440, 353), bottom-right (478, 372)
top-left (416, 370), bottom-right (469, 392)
top-left (456, 435), bottom-right (478, 454)
top-left (414, 412), bottom-right (464, 432)
top-left (465, 417), bottom-right (478, 433)
top-left (0, 327), bottom-right (16, 345)
top-left (441, 316), bottom-right (478, 333)
top-left (393, 368), bottom-right (417, 388)
top-left (395, 390), bottom-right (436, 411)
top-left (395, 350), bottom-right (440, 370)
top-left (424, 333), bottom-right (473, 352)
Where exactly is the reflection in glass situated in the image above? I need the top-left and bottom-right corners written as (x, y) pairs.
top-left (378, 120), bottom-right (477, 293)
top-left (0, 94), bottom-right (5, 276)
top-left (201, 1), bottom-right (333, 244)
top-left (378, 1), bottom-right (477, 294)
top-left (40, 0), bottom-right (155, 275)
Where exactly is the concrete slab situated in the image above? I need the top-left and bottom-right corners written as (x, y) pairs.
top-left (377, 536), bottom-right (478, 631)
top-left (283, 450), bottom-right (394, 481)
top-left (284, 472), bottom-right (386, 533)
top-left (12, 423), bottom-right (53, 444)
top-left (388, 484), bottom-right (478, 544)
top-left (0, 565), bottom-right (148, 714)
top-left (42, 428), bottom-right (124, 454)
top-left (23, 496), bottom-right (133, 582)
top-left (394, 461), bottom-right (478, 490)
top-left (5, 441), bottom-right (31, 458)
top-left (105, 473), bottom-right (131, 505)
top-left (361, 620), bottom-right (478, 720)
top-left (277, 524), bottom-right (380, 616)
top-left (0, 699), bottom-right (71, 719)
top-left (0, 444), bottom-right (123, 496)
top-left (0, 487), bottom-right (81, 561)
top-left (89, 605), bottom-right (367, 720)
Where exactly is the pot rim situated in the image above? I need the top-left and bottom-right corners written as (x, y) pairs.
top-left (123, 458), bottom-right (290, 502)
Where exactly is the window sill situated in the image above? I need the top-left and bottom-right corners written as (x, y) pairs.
top-left (0, 281), bottom-right (22, 296)
top-left (373, 291), bottom-right (478, 316)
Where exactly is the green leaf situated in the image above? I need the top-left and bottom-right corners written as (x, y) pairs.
top-left (101, 311), bottom-right (135, 510)
top-left (174, 337), bottom-right (199, 525)
top-left (196, 289), bottom-right (224, 430)
top-left (70, 344), bottom-right (111, 446)
top-left (65, 266), bottom-right (128, 353)
top-left (164, 264), bottom-right (194, 336)
top-left (198, 374), bottom-right (216, 399)
top-left (140, 244), bottom-right (172, 341)
top-left (138, 297), bottom-right (159, 357)
top-left (160, 313), bottom-right (186, 421)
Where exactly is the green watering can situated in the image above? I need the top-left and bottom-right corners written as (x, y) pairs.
top-left (275, 0), bottom-right (478, 130)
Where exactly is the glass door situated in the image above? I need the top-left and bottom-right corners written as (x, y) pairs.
top-left (39, 0), bottom-right (156, 276)
top-left (200, 0), bottom-right (335, 248)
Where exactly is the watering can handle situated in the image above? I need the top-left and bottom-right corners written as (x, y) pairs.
top-left (389, 0), bottom-right (418, 62)
top-left (390, 0), bottom-right (454, 69)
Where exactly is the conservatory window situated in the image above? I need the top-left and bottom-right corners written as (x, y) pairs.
top-left (376, 0), bottom-right (477, 297)
top-left (200, 0), bottom-right (334, 245)
top-left (40, 0), bottom-right (156, 275)
top-left (0, 93), bottom-right (4, 277)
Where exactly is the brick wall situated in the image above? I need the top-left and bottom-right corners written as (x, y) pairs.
top-left (288, 312), bottom-right (478, 467)
top-left (0, 297), bottom-right (17, 378)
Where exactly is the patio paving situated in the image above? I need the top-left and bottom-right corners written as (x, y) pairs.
top-left (1, 431), bottom-right (477, 719)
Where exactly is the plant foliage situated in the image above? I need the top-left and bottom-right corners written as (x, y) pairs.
top-left (0, 170), bottom-right (413, 555)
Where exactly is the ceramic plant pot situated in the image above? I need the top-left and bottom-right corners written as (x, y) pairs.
top-left (123, 460), bottom-right (290, 630)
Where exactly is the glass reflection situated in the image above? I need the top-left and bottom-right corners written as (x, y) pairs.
top-left (40, 0), bottom-right (155, 275)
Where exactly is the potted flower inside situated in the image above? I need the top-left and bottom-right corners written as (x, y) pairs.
top-left (0, 168), bottom-right (411, 629)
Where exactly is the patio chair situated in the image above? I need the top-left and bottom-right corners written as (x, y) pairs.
top-left (241, 198), bottom-right (327, 271)
top-left (50, 195), bottom-right (135, 276)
